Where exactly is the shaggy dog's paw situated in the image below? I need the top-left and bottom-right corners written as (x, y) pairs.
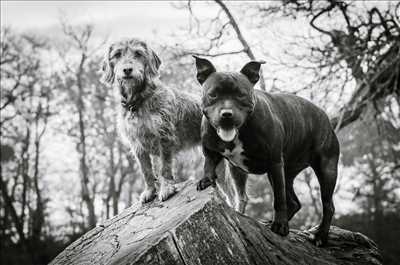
top-left (196, 177), bottom-right (215, 191)
top-left (158, 179), bottom-right (177, 201)
top-left (140, 187), bottom-right (157, 203)
top-left (271, 220), bottom-right (289, 236)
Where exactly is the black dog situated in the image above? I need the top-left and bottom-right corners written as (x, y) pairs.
top-left (194, 56), bottom-right (339, 246)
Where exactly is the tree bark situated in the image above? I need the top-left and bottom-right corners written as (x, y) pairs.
top-left (31, 102), bottom-right (47, 243)
top-left (76, 52), bottom-right (96, 229)
top-left (0, 171), bottom-right (26, 245)
top-left (50, 180), bottom-right (382, 265)
top-left (20, 127), bottom-right (31, 228)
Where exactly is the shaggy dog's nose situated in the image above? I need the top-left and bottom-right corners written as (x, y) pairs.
top-left (123, 68), bottom-right (133, 76)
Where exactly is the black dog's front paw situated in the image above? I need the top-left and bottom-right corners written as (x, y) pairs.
top-left (196, 177), bottom-right (215, 191)
top-left (313, 227), bottom-right (329, 247)
top-left (271, 220), bottom-right (289, 236)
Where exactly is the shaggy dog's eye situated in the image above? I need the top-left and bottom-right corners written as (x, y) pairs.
top-left (134, 51), bottom-right (143, 58)
top-left (113, 51), bottom-right (122, 59)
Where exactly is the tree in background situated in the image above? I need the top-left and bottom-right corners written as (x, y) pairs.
top-left (0, 27), bottom-right (55, 264)
top-left (267, 0), bottom-right (399, 129)
top-left (337, 117), bottom-right (400, 264)
top-left (57, 22), bottom-right (100, 229)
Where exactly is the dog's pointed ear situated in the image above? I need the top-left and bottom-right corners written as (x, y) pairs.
top-left (240, 61), bottom-right (265, 84)
top-left (193, 55), bottom-right (216, 85)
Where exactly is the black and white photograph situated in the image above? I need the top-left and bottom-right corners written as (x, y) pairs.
top-left (1, 1), bottom-right (399, 264)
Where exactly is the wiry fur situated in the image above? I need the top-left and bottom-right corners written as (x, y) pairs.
top-left (101, 38), bottom-right (202, 203)
top-left (118, 79), bottom-right (201, 154)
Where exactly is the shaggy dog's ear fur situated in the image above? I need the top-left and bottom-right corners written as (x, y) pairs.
top-left (146, 48), bottom-right (162, 77)
top-left (100, 46), bottom-right (115, 84)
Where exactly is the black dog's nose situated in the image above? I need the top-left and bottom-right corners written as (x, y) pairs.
top-left (123, 68), bottom-right (133, 76)
top-left (221, 109), bottom-right (233, 118)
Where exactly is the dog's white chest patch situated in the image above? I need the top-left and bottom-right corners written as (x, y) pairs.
top-left (222, 138), bottom-right (249, 172)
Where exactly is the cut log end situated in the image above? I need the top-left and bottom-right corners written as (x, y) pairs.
top-left (50, 180), bottom-right (382, 265)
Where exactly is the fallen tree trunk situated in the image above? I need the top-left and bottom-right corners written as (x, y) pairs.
top-left (50, 180), bottom-right (382, 265)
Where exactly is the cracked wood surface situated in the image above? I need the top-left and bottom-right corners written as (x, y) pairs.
top-left (50, 180), bottom-right (382, 265)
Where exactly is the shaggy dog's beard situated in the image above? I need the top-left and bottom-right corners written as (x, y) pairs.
top-left (118, 74), bottom-right (146, 111)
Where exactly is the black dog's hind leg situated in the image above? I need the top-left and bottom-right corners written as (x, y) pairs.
top-left (229, 164), bottom-right (248, 214)
top-left (284, 167), bottom-right (304, 221)
top-left (197, 147), bottom-right (223, 191)
top-left (312, 148), bottom-right (338, 246)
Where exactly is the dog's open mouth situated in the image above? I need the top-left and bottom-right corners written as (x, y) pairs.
top-left (119, 79), bottom-right (145, 111)
top-left (120, 85), bottom-right (138, 110)
top-left (217, 127), bottom-right (237, 142)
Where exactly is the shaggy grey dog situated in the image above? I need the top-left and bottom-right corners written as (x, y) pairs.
top-left (101, 38), bottom-right (202, 203)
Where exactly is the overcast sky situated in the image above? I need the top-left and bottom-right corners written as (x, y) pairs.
top-left (1, 1), bottom-right (216, 43)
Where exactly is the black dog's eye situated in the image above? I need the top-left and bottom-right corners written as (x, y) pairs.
top-left (237, 93), bottom-right (247, 100)
top-left (208, 91), bottom-right (217, 99)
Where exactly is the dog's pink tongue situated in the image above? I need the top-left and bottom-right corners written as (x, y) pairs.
top-left (217, 127), bottom-right (237, 142)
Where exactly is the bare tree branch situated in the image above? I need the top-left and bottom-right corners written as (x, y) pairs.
top-left (214, 0), bottom-right (266, 90)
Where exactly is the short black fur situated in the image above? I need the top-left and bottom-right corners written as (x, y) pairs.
top-left (194, 57), bottom-right (340, 246)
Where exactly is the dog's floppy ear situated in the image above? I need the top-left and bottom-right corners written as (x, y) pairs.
top-left (193, 55), bottom-right (216, 85)
top-left (100, 46), bottom-right (115, 85)
top-left (147, 49), bottom-right (162, 76)
top-left (240, 61), bottom-right (265, 84)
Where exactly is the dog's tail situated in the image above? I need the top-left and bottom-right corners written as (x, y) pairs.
top-left (330, 105), bottom-right (364, 132)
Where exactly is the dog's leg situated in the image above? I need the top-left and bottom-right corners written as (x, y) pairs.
top-left (267, 163), bottom-right (289, 236)
top-left (158, 140), bottom-right (177, 201)
top-left (286, 177), bottom-right (301, 221)
top-left (137, 150), bottom-right (157, 203)
top-left (197, 147), bottom-right (223, 191)
top-left (229, 164), bottom-right (248, 214)
top-left (285, 167), bottom-right (303, 221)
top-left (312, 153), bottom-right (338, 246)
